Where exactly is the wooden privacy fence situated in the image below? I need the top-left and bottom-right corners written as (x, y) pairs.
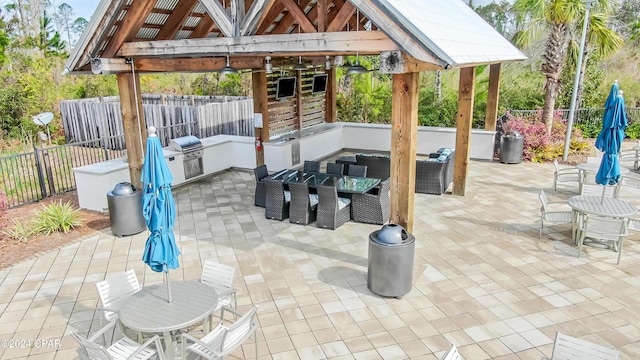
top-left (60, 95), bottom-right (255, 149)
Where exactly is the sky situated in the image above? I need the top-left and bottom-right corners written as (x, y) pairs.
top-left (51, 0), bottom-right (99, 21)
top-left (2, 0), bottom-right (505, 23)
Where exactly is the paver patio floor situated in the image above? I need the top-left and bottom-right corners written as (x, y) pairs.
top-left (1, 151), bottom-right (640, 360)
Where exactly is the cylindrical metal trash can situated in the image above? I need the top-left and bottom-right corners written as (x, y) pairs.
top-left (368, 224), bottom-right (415, 298)
top-left (107, 182), bottom-right (146, 237)
top-left (500, 130), bottom-right (524, 164)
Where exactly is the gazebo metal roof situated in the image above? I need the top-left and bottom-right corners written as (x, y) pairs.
top-left (64, 0), bottom-right (525, 74)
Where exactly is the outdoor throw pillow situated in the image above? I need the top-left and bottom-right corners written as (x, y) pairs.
top-left (437, 148), bottom-right (453, 162)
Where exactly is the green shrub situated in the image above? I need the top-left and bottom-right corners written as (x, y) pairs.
top-left (3, 219), bottom-right (38, 242)
top-left (502, 111), bottom-right (591, 163)
top-left (33, 201), bottom-right (83, 234)
top-left (626, 122), bottom-right (640, 139)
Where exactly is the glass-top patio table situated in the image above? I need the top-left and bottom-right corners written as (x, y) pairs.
top-left (272, 169), bottom-right (381, 194)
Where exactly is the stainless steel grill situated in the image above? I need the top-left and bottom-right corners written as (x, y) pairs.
top-left (169, 136), bottom-right (203, 180)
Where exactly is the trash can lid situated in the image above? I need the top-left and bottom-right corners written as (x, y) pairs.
top-left (504, 130), bottom-right (522, 138)
top-left (372, 224), bottom-right (412, 245)
top-left (111, 182), bottom-right (136, 195)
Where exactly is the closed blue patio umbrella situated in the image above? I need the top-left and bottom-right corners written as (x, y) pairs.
top-left (595, 88), bottom-right (627, 203)
top-left (141, 126), bottom-right (181, 302)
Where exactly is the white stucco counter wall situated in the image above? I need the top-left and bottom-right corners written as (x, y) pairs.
top-left (73, 135), bottom-right (256, 212)
top-left (340, 123), bottom-right (496, 160)
top-left (263, 123), bottom-right (342, 169)
top-left (73, 149), bottom-right (183, 212)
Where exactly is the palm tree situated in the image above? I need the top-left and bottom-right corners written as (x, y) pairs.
top-left (571, 10), bottom-right (622, 109)
top-left (512, 0), bottom-right (620, 134)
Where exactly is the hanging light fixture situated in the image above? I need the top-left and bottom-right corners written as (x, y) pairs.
top-left (325, 56), bottom-right (331, 70)
top-left (220, 55), bottom-right (238, 75)
top-left (265, 56), bottom-right (273, 74)
top-left (293, 56), bottom-right (308, 71)
top-left (346, 10), bottom-right (369, 75)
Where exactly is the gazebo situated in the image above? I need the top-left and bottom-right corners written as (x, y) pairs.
top-left (63, 0), bottom-right (526, 231)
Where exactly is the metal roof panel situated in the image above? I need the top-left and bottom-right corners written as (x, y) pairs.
top-left (376, 0), bottom-right (526, 67)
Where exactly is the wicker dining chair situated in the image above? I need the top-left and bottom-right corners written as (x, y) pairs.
top-left (351, 178), bottom-right (390, 224)
top-left (253, 165), bottom-right (269, 207)
top-left (347, 165), bottom-right (367, 177)
top-left (326, 163), bottom-right (344, 175)
top-left (288, 181), bottom-right (318, 225)
top-left (316, 184), bottom-right (351, 229)
top-left (264, 179), bottom-right (290, 220)
top-left (303, 160), bottom-right (321, 173)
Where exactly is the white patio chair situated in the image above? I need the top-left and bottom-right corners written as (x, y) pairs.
top-left (619, 148), bottom-right (639, 170)
top-left (440, 344), bottom-right (463, 360)
top-left (614, 172), bottom-right (640, 198)
top-left (201, 260), bottom-right (238, 314)
top-left (586, 156), bottom-right (600, 164)
top-left (71, 320), bottom-right (165, 360)
top-left (95, 269), bottom-right (141, 322)
top-left (181, 305), bottom-right (259, 360)
top-left (553, 160), bottom-right (580, 191)
top-left (576, 215), bottom-right (628, 265)
top-left (541, 332), bottom-right (619, 360)
top-left (538, 190), bottom-right (574, 239)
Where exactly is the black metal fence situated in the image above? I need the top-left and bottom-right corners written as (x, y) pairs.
top-left (0, 136), bottom-right (125, 208)
top-left (508, 107), bottom-right (640, 132)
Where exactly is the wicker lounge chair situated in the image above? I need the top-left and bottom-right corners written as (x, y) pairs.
top-left (264, 179), bottom-right (290, 220)
top-left (253, 165), bottom-right (269, 207)
top-left (355, 152), bottom-right (455, 194)
top-left (415, 153), bottom-right (455, 195)
top-left (351, 178), bottom-right (390, 224)
top-left (288, 181), bottom-right (318, 225)
top-left (316, 184), bottom-right (351, 229)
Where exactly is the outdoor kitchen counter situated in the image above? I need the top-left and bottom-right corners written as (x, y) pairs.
top-left (73, 135), bottom-right (255, 212)
top-left (73, 149), bottom-right (185, 212)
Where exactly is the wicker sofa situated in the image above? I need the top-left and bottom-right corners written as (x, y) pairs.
top-left (355, 152), bottom-right (455, 195)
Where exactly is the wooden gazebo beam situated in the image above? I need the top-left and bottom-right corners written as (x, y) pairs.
top-left (453, 67), bottom-right (476, 196)
top-left (117, 31), bottom-right (399, 58)
top-left (485, 63), bottom-right (501, 131)
top-left (117, 72), bottom-right (146, 189)
top-left (389, 72), bottom-right (419, 232)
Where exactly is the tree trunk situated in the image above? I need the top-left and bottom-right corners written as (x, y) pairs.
top-left (542, 81), bottom-right (558, 134)
top-left (541, 22), bottom-right (569, 134)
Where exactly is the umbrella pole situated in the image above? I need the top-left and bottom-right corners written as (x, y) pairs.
top-left (601, 185), bottom-right (606, 204)
top-left (165, 270), bottom-right (173, 303)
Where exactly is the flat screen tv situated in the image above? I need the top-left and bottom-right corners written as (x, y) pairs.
top-left (311, 74), bottom-right (328, 94)
top-left (276, 77), bottom-right (297, 100)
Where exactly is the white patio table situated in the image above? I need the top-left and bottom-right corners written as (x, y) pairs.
top-left (567, 195), bottom-right (637, 247)
top-left (576, 163), bottom-right (630, 194)
top-left (119, 280), bottom-right (218, 359)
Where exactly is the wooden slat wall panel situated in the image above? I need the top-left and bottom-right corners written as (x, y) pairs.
top-left (267, 71), bottom-right (328, 138)
top-left (60, 95), bottom-right (254, 149)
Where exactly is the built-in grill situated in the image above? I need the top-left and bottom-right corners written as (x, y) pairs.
top-left (169, 136), bottom-right (204, 180)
